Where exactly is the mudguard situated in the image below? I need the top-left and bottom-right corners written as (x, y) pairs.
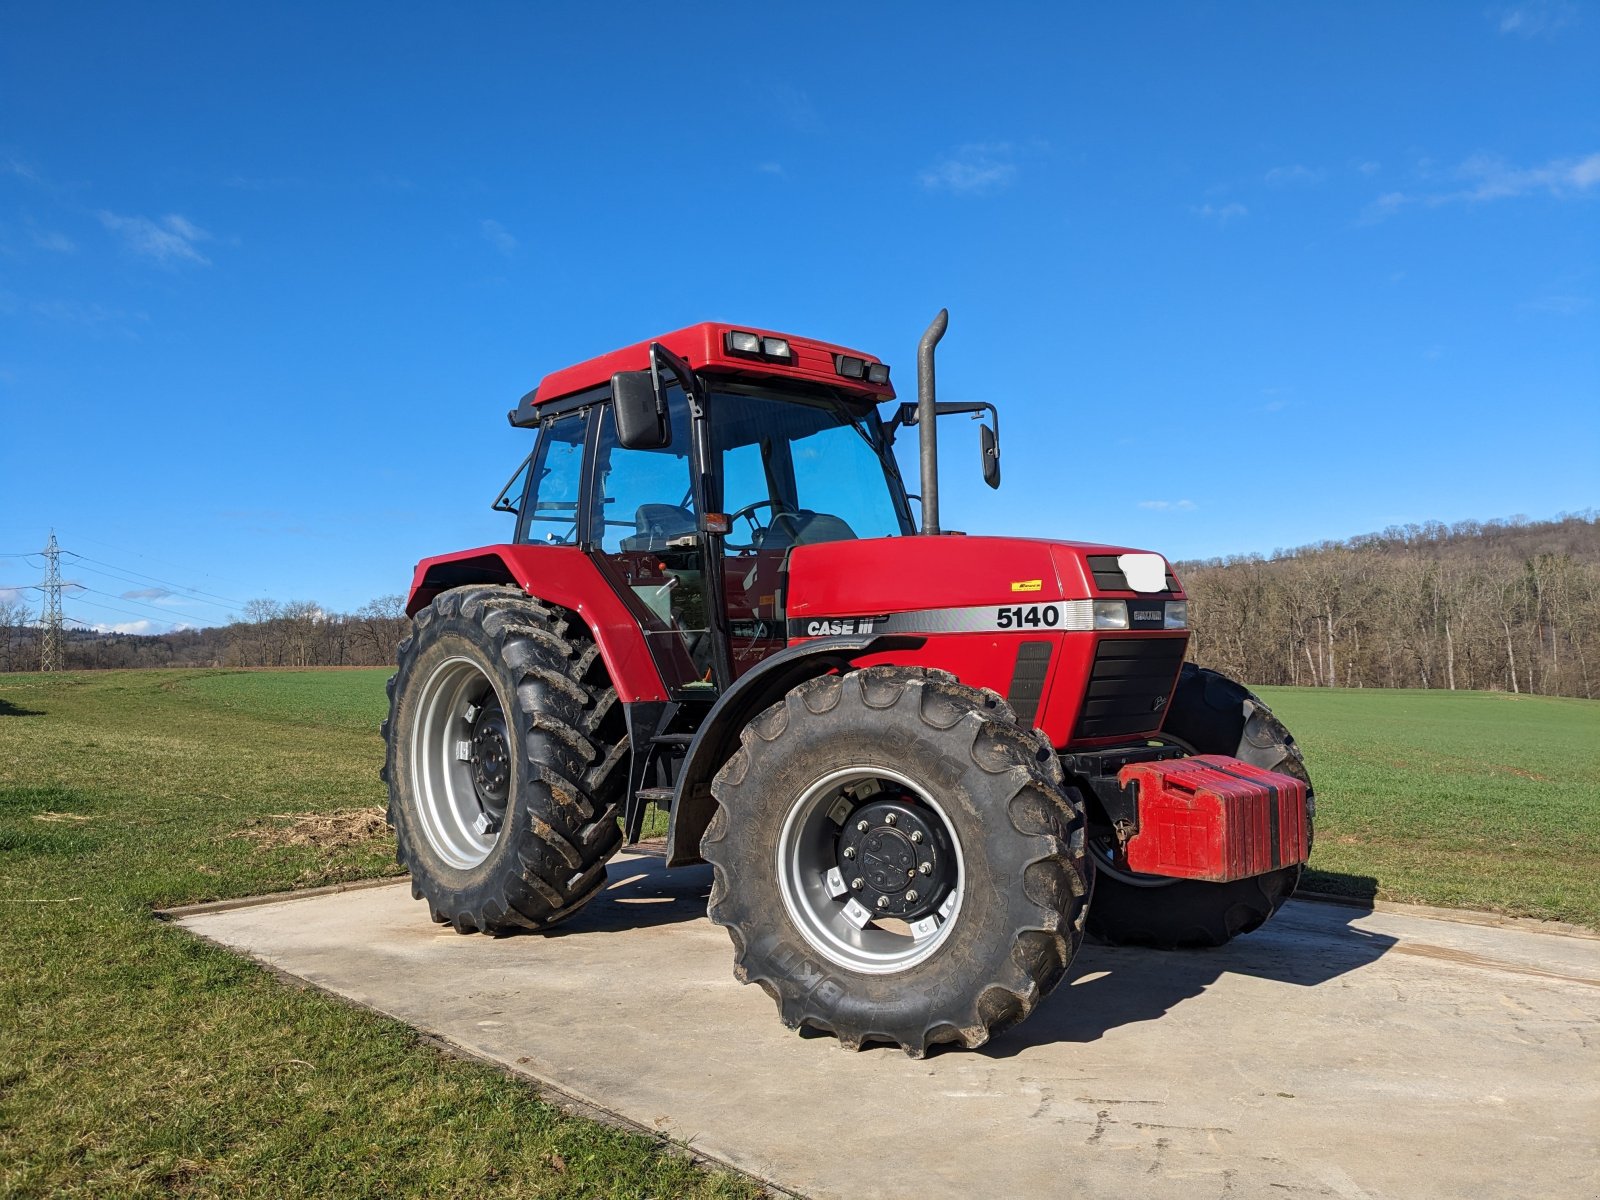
top-left (405, 544), bottom-right (670, 703)
top-left (664, 633), bottom-right (926, 868)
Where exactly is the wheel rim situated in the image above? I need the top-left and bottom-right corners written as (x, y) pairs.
top-left (776, 765), bottom-right (964, 975)
top-left (410, 656), bottom-right (510, 869)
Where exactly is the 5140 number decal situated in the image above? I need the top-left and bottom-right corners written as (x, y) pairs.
top-left (995, 604), bottom-right (1061, 629)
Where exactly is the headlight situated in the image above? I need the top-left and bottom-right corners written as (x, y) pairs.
top-left (1093, 600), bottom-right (1128, 630)
top-left (1164, 600), bottom-right (1188, 629)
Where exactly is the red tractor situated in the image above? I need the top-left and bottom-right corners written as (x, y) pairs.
top-left (382, 312), bottom-right (1313, 1056)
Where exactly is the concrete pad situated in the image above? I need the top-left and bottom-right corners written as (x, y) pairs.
top-left (177, 851), bottom-right (1600, 1199)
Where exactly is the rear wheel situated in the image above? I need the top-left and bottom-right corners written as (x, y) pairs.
top-left (1085, 663), bottom-right (1315, 949)
top-left (382, 585), bottom-right (628, 932)
top-left (703, 666), bottom-right (1089, 1056)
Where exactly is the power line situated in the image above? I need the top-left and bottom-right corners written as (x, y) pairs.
top-left (61, 557), bottom-right (242, 612)
top-left (63, 594), bottom-right (206, 629)
top-left (66, 583), bottom-right (223, 623)
top-left (66, 534), bottom-right (266, 594)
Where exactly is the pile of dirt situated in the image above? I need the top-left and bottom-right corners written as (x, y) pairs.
top-left (238, 807), bottom-right (389, 851)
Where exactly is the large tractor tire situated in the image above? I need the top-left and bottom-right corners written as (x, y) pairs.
top-left (703, 666), bottom-right (1089, 1057)
top-left (1086, 663), bottom-right (1315, 949)
top-left (382, 585), bottom-right (628, 933)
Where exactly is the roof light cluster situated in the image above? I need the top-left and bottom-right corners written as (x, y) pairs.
top-left (833, 353), bottom-right (891, 385)
top-left (725, 330), bottom-right (792, 361)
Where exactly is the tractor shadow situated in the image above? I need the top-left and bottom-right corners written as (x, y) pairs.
top-left (538, 851), bottom-right (1399, 1056)
top-left (982, 882), bottom-right (1395, 1057)
top-left (540, 843), bottom-right (713, 937)
top-left (0, 698), bottom-right (44, 717)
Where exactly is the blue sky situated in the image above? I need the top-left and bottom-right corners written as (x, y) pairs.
top-left (2, 1), bottom-right (1596, 634)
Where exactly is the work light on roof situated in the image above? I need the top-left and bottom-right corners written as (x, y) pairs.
top-left (834, 354), bottom-right (890, 385)
top-left (725, 330), bottom-right (792, 362)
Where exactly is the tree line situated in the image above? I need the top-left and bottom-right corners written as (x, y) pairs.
top-left (1179, 512), bottom-right (1600, 698)
top-left (4, 512), bottom-right (1598, 698)
top-left (0, 595), bottom-right (410, 673)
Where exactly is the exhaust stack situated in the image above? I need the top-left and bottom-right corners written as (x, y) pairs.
top-left (917, 308), bottom-right (948, 535)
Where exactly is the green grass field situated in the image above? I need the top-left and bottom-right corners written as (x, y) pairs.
top-left (0, 669), bottom-right (755, 1199)
top-left (1, 668), bottom-right (1596, 1195)
top-left (1257, 685), bottom-right (1600, 923)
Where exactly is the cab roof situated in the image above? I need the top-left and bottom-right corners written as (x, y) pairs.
top-left (511, 322), bottom-right (895, 424)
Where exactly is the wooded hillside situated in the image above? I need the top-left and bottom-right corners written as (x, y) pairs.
top-left (1179, 512), bottom-right (1600, 698)
top-left (4, 512), bottom-right (1598, 697)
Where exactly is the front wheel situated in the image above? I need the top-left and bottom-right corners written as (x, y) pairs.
top-left (383, 585), bottom-right (627, 933)
top-left (1086, 663), bottom-right (1315, 949)
top-left (703, 666), bottom-right (1089, 1057)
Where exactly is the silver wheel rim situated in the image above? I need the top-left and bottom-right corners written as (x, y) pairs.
top-left (410, 655), bottom-right (505, 869)
top-left (776, 765), bottom-right (964, 975)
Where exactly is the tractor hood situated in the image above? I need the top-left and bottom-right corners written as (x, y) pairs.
top-left (784, 535), bottom-right (1183, 626)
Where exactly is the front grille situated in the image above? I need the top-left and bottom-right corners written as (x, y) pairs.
top-left (1073, 636), bottom-right (1187, 740)
top-left (1086, 554), bottom-right (1179, 594)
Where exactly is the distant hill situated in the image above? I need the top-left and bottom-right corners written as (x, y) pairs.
top-left (6, 512), bottom-right (1598, 699)
top-left (1178, 511), bottom-right (1599, 698)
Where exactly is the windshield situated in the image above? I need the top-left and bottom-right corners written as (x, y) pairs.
top-left (709, 387), bottom-right (912, 546)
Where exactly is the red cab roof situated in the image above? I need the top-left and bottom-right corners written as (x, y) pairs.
top-left (529, 322), bottom-right (896, 407)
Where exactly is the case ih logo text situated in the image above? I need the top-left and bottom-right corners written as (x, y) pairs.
top-left (805, 617), bottom-right (877, 636)
top-left (1133, 609), bottom-right (1164, 622)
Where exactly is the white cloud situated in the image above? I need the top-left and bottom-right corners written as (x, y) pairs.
top-left (919, 144), bottom-right (1020, 195)
top-left (756, 162), bottom-right (785, 176)
top-left (1193, 202), bottom-right (1248, 223)
top-left (0, 585), bottom-right (31, 604)
top-left (771, 83), bottom-right (822, 135)
top-left (1357, 161), bottom-right (1382, 175)
top-left (1496, 2), bottom-right (1577, 36)
top-left (479, 219), bottom-right (518, 255)
top-left (98, 211), bottom-right (212, 266)
top-left (1265, 164), bottom-right (1326, 186)
top-left (121, 587), bottom-right (172, 601)
top-left (1367, 151), bottom-right (1600, 217)
top-left (31, 230), bottom-right (75, 253)
top-left (1521, 294), bottom-right (1591, 315)
top-left (89, 619), bottom-right (159, 635)
top-left (1139, 499), bottom-right (1198, 511)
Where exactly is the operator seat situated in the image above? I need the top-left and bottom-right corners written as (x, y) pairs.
top-left (758, 510), bottom-right (858, 549)
top-left (620, 504), bottom-right (696, 552)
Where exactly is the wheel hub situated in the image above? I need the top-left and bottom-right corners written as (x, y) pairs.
top-left (836, 798), bottom-right (953, 922)
top-left (468, 694), bottom-right (510, 829)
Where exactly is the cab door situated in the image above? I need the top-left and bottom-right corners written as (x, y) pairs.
top-left (588, 389), bottom-right (719, 696)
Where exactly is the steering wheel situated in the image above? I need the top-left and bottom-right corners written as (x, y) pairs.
top-left (724, 500), bottom-right (776, 551)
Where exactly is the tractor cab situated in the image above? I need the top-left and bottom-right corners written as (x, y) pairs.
top-left (499, 323), bottom-right (969, 697)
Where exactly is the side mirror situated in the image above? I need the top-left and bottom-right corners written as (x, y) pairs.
top-left (981, 422), bottom-right (1001, 489)
top-left (612, 370), bottom-right (670, 450)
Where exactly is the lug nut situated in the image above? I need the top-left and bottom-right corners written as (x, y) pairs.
top-left (875, 896), bottom-right (889, 909)
top-left (851, 878), bottom-right (864, 891)
top-left (910, 830), bottom-right (923, 843)
top-left (885, 812), bottom-right (898, 826)
top-left (919, 862), bottom-right (933, 875)
top-left (856, 820), bottom-right (870, 833)
top-left (842, 846), bottom-right (856, 859)
top-left (906, 890), bottom-right (919, 903)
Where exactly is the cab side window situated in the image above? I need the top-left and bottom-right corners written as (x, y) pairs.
top-left (518, 412), bottom-right (588, 545)
top-left (591, 389), bottom-right (696, 553)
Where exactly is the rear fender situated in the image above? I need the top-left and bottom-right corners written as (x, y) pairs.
top-left (664, 634), bottom-right (925, 868)
top-left (407, 544), bottom-right (669, 703)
